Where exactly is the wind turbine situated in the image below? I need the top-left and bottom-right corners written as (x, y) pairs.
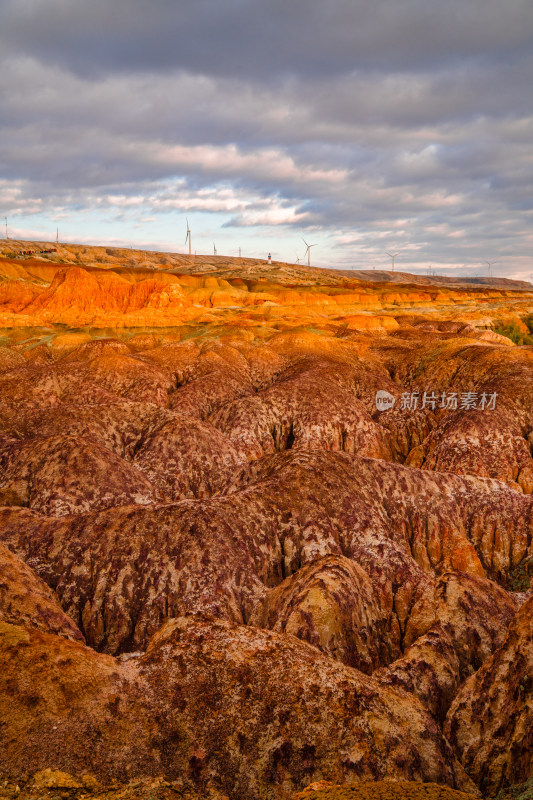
top-left (295, 254), bottom-right (301, 265)
top-left (302, 238), bottom-right (317, 267)
top-left (185, 218), bottom-right (191, 256)
top-left (485, 259), bottom-right (496, 279)
top-left (386, 252), bottom-right (399, 272)
top-left (213, 243), bottom-right (217, 256)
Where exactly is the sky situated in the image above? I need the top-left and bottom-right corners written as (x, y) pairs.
top-left (1, 0), bottom-right (532, 278)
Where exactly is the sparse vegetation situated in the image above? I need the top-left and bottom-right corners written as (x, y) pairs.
top-left (493, 316), bottom-right (533, 345)
top-left (509, 554), bottom-right (533, 591)
top-left (523, 314), bottom-right (533, 334)
top-left (497, 777), bottom-right (533, 800)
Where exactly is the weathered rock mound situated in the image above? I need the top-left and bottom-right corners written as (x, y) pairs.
top-left (445, 593), bottom-right (533, 796)
top-left (0, 615), bottom-right (477, 797)
top-left (0, 322), bottom-right (533, 798)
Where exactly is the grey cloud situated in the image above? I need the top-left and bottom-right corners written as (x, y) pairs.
top-left (2, 0), bottom-right (533, 81)
top-left (1, 1), bottom-right (532, 275)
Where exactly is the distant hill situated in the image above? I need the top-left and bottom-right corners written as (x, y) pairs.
top-left (1, 239), bottom-right (531, 291)
top-left (348, 269), bottom-right (533, 290)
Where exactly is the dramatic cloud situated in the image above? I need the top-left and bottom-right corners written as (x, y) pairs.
top-left (0, 0), bottom-right (532, 275)
top-left (3, 0), bottom-right (533, 80)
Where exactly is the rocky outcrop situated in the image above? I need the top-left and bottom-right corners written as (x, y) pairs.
top-left (375, 572), bottom-right (518, 722)
top-left (291, 780), bottom-right (481, 800)
top-left (445, 593), bottom-right (533, 796)
top-left (211, 357), bottom-right (394, 460)
top-left (1, 315), bottom-right (533, 797)
top-left (0, 434), bottom-right (159, 515)
top-left (134, 415), bottom-right (247, 500)
top-left (0, 615), bottom-right (477, 797)
top-left (250, 555), bottom-right (396, 673)
top-left (0, 345), bottom-right (25, 372)
top-left (2, 243), bottom-right (532, 329)
top-left (406, 410), bottom-right (533, 492)
top-left (1, 452), bottom-right (530, 657)
top-left (0, 542), bottom-right (83, 640)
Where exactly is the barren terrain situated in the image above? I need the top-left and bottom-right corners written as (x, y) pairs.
top-left (1, 241), bottom-right (533, 800)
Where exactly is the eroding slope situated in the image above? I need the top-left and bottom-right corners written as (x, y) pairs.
top-left (1, 322), bottom-right (532, 798)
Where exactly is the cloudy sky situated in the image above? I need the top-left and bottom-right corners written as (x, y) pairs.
top-left (1, 0), bottom-right (532, 277)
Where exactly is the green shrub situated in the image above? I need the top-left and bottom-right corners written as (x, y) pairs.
top-left (493, 322), bottom-right (533, 346)
top-left (496, 776), bottom-right (533, 800)
top-left (508, 555), bottom-right (533, 591)
top-left (523, 315), bottom-right (533, 335)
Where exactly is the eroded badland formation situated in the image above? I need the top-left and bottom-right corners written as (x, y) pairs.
top-left (1, 240), bottom-right (533, 800)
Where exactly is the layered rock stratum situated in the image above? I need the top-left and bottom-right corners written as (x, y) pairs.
top-left (1, 241), bottom-right (533, 800)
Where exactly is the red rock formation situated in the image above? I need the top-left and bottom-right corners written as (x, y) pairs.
top-left (0, 345), bottom-right (25, 372)
top-left (250, 555), bottom-right (399, 673)
top-left (0, 615), bottom-right (477, 796)
top-left (0, 434), bottom-right (159, 515)
top-left (134, 414), bottom-right (247, 499)
top-left (376, 571), bottom-right (518, 722)
top-left (1, 452), bottom-right (530, 657)
top-left (0, 289), bottom-right (533, 797)
top-left (406, 409), bottom-right (533, 492)
top-left (445, 593), bottom-right (533, 795)
top-left (0, 542), bottom-right (83, 640)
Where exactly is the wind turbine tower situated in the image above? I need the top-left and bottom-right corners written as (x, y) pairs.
top-left (185, 219), bottom-right (191, 256)
top-left (213, 243), bottom-right (217, 256)
top-left (56, 227), bottom-right (59, 244)
top-left (386, 252), bottom-right (399, 272)
top-left (485, 259), bottom-right (496, 279)
top-left (4, 217), bottom-right (7, 239)
top-left (302, 238), bottom-right (317, 267)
